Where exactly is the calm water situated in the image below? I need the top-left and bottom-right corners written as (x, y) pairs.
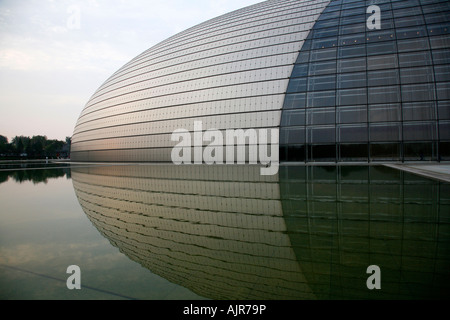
top-left (0, 163), bottom-right (449, 300)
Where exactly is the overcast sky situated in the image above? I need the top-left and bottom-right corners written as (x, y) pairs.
top-left (0, 0), bottom-right (263, 142)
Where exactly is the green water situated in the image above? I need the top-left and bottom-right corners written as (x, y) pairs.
top-left (0, 163), bottom-right (448, 300)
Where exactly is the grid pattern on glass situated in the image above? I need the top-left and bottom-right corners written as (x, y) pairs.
top-left (71, 0), bottom-right (331, 162)
top-left (280, 0), bottom-right (450, 162)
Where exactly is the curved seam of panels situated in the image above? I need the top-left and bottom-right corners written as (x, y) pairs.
top-left (89, 18), bottom-right (319, 99)
top-left (73, 110), bottom-right (282, 140)
top-left (87, 45), bottom-right (303, 107)
top-left (102, 3), bottom-right (326, 86)
top-left (80, 53), bottom-right (297, 118)
top-left (73, 94), bottom-right (285, 138)
top-left (72, 124), bottom-right (281, 144)
top-left (79, 62), bottom-right (295, 118)
top-left (101, 18), bottom-right (320, 91)
top-left (77, 74), bottom-right (290, 121)
top-left (119, 0), bottom-right (325, 71)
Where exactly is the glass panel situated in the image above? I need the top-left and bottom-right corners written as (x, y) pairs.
top-left (337, 88), bottom-right (367, 106)
top-left (434, 64), bottom-right (450, 82)
top-left (403, 102), bottom-right (436, 121)
top-left (400, 66), bottom-right (434, 84)
top-left (310, 47), bottom-right (337, 61)
top-left (338, 125), bottom-right (368, 142)
top-left (397, 38), bottom-right (430, 52)
top-left (287, 78), bottom-right (307, 93)
top-left (313, 27), bottom-right (339, 38)
top-left (308, 75), bottom-right (336, 91)
top-left (432, 48), bottom-right (450, 65)
top-left (339, 33), bottom-right (366, 46)
top-left (368, 69), bottom-right (399, 86)
top-left (401, 83), bottom-right (436, 102)
top-left (367, 54), bottom-right (398, 70)
top-left (309, 144), bottom-right (336, 162)
top-left (394, 15), bottom-right (425, 27)
top-left (308, 60), bottom-right (336, 75)
top-left (367, 41), bottom-right (397, 55)
top-left (291, 64), bottom-right (308, 78)
top-left (369, 104), bottom-right (402, 122)
top-left (438, 101), bottom-right (450, 120)
top-left (281, 109), bottom-right (305, 126)
top-left (337, 106), bottom-right (367, 124)
top-left (338, 72), bottom-right (367, 89)
top-left (284, 93), bottom-right (306, 109)
top-left (307, 108), bottom-right (335, 125)
top-left (340, 144), bottom-right (368, 161)
top-left (370, 123), bottom-right (402, 141)
top-left (283, 127), bottom-right (306, 144)
top-left (369, 86), bottom-right (401, 104)
top-left (338, 56), bottom-right (366, 73)
top-left (370, 143), bottom-right (401, 160)
top-left (312, 37), bottom-right (338, 50)
top-left (338, 44), bottom-right (366, 58)
top-left (307, 126), bottom-right (335, 144)
top-left (307, 90), bottom-right (336, 108)
top-left (404, 142), bottom-right (436, 161)
top-left (396, 26), bottom-right (427, 39)
top-left (440, 122), bottom-right (450, 140)
top-left (366, 29), bottom-right (396, 43)
top-left (339, 23), bottom-right (365, 35)
top-left (403, 122), bottom-right (437, 141)
top-left (399, 51), bottom-right (433, 67)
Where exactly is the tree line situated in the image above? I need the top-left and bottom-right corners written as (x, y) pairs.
top-left (0, 135), bottom-right (71, 159)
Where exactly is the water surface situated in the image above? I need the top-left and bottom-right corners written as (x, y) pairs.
top-left (0, 163), bottom-right (449, 299)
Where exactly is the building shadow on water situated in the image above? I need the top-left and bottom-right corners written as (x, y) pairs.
top-left (71, 164), bottom-right (450, 300)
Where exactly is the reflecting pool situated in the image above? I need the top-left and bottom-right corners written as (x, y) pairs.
top-left (0, 163), bottom-right (449, 300)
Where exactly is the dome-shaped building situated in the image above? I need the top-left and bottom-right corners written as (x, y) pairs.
top-left (71, 0), bottom-right (450, 164)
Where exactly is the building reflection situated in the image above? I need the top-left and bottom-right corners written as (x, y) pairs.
top-left (71, 164), bottom-right (450, 300)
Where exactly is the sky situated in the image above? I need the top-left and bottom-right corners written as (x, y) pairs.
top-left (0, 0), bottom-right (263, 142)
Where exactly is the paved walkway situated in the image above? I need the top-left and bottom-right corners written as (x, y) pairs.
top-left (384, 163), bottom-right (450, 183)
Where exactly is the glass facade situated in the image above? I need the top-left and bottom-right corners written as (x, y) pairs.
top-left (280, 0), bottom-right (450, 162)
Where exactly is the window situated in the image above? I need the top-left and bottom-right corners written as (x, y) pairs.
top-left (397, 38), bottom-right (430, 52)
top-left (338, 125), bottom-right (368, 142)
top-left (338, 56), bottom-right (366, 73)
top-left (307, 90), bottom-right (336, 108)
top-left (284, 93), bottom-right (306, 109)
top-left (281, 109), bottom-right (305, 126)
top-left (401, 83), bottom-right (436, 102)
top-left (338, 72), bottom-right (367, 89)
top-left (310, 47), bottom-right (337, 61)
top-left (399, 51), bottom-right (432, 67)
top-left (338, 44), bottom-right (366, 58)
top-left (403, 102), bottom-right (436, 121)
top-left (291, 64), bottom-right (308, 78)
top-left (307, 126), bottom-right (335, 144)
top-left (369, 104), bottom-right (401, 122)
top-left (308, 60), bottom-right (336, 75)
top-left (369, 86), bottom-right (401, 104)
top-left (367, 54), bottom-right (398, 70)
top-left (287, 78), bottom-right (307, 93)
top-left (403, 122), bottom-right (437, 141)
top-left (337, 106), bottom-right (367, 124)
top-left (400, 66), bottom-right (434, 84)
top-left (367, 41), bottom-right (397, 55)
top-left (370, 123), bottom-right (402, 141)
top-left (338, 88), bottom-right (367, 106)
top-left (308, 75), bottom-right (336, 91)
top-left (307, 108), bottom-right (335, 125)
top-left (368, 69), bottom-right (399, 86)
